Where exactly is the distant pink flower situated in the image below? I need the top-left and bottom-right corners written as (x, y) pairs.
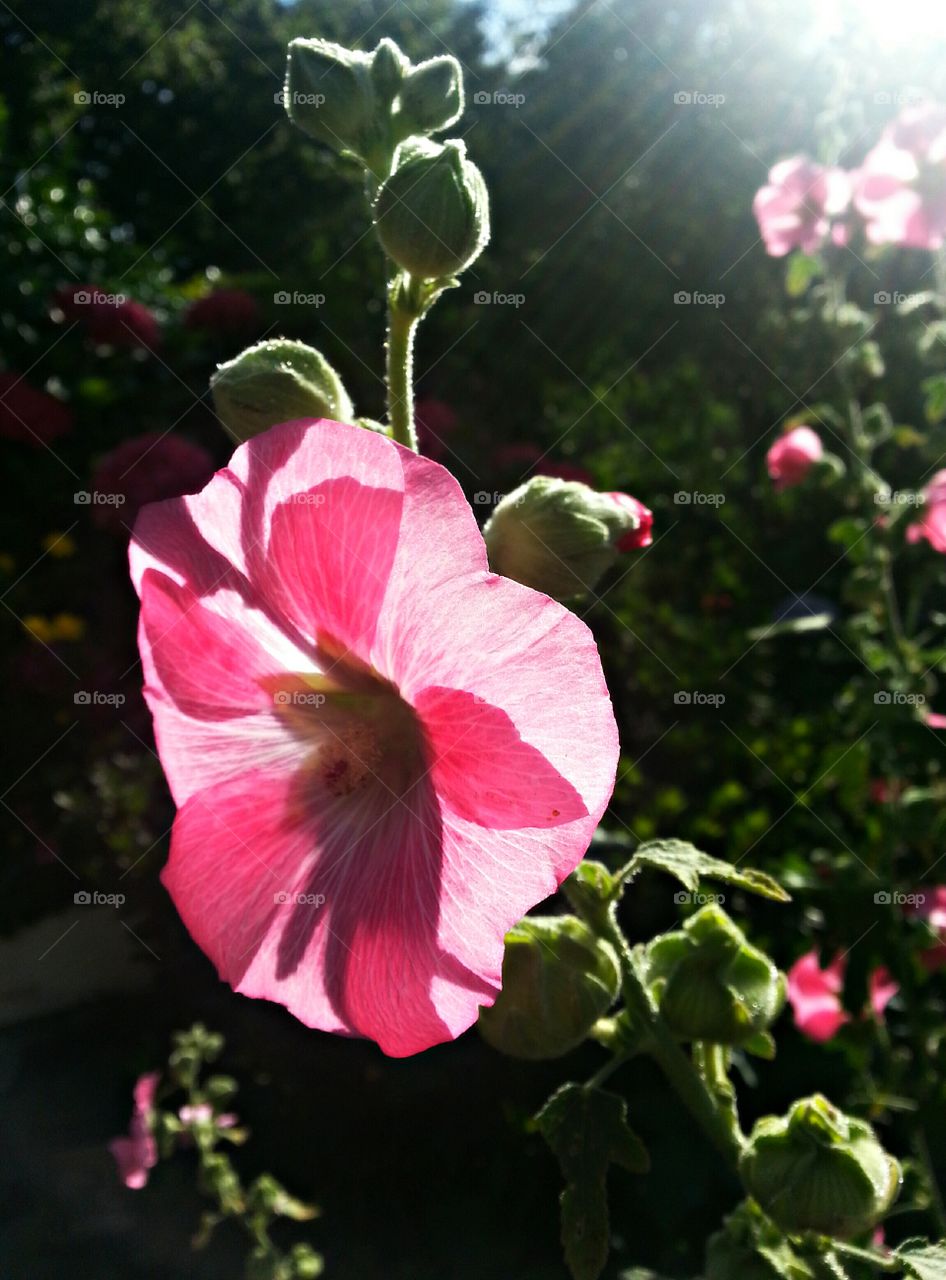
top-left (926, 711), bottom-right (946, 730)
top-left (109, 1071), bottom-right (159, 1190)
top-left (179, 1103), bottom-right (237, 1128)
top-left (184, 289), bottom-right (259, 336)
top-left (607, 492), bottom-right (654, 550)
top-left (855, 105), bottom-right (946, 249)
top-left (56, 284), bottom-right (161, 350)
top-left (787, 950), bottom-right (897, 1042)
top-left (130, 418), bottom-right (618, 1056)
top-left (767, 426), bottom-right (823, 491)
top-left (0, 372), bottom-right (73, 445)
top-left (414, 398), bottom-right (459, 460)
top-left (907, 470), bottom-right (946, 553)
top-left (753, 157), bottom-right (850, 257)
top-left (494, 442), bottom-right (543, 472)
top-left (91, 432), bottom-right (216, 535)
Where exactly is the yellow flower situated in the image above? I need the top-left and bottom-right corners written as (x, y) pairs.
top-left (22, 613), bottom-right (86, 643)
top-left (42, 532), bottom-right (77, 558)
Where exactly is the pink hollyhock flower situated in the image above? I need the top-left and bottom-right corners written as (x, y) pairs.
top-left (129, 418), bottom-right (618, 1056)
top-left (904, 886), bottom-right (946, 968)
top-left (606, 492), bottom-right (654, 550)
top-left (786, 950), bottom-right (898, 1042)
top-left (414, 398), bottom-right (459, 460)
top-left (109, 1071), bottom-right (159, 1190)
top-left (91, 432), bottom-right (216, 535)
top-left (184, 289), bottom-right (259, 336)
top-left (0, 372), bottom-right (73, 445)
top-left (907, 469), bottom-right (946, 552)
top-left (855, 106), bottom-right (946, 249)
top-left (179, 1103), bottom-right (238, 1127)
top-left (56, 284), bottom-right (161, 350)
top-left (766, 426), bottom-right (823, 491)
top-left (752, 157), bottom-right (851, 257)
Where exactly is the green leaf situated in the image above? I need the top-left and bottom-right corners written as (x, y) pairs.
top-left (624, 839), bottom-right (790, 902)
top-left (922, 374), bottom-right (946, 425)
top-left (535, 1083), bottom-right (650, 1280)
top-left (896, 1239), bottom-right (946, 1278)
top-left (785, 251), bottom-right (822, 297)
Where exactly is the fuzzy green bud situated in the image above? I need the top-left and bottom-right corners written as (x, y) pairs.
top-left (211, 339), bottom-right (354, 444)
top-left (739, 1094), bottom-right (901, 1238)
top-left (285, 38), bottom-right (401, 167)
top-left (643, 905), bottom-right (785, 1046)
top-left (478, 915), bottom-right (620, 1060)
top-left (395, 55), bottom-right (463, 139)
top-left (483, 476), bottom-right (643, 601)
top-left (373, 139), bottom-right (489, 279)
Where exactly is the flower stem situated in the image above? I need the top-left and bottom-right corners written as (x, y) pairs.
top-left (385, 293), bottom-right (419, 451)
top-left (599, 910), bottom-right (746, 1169)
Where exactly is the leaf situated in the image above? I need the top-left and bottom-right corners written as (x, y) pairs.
top-left (535, 1083), bottom-right (650, 1280)
top-left (785, 251), bottom-right (822, 296)
top-left (625, 839), bottom-right (790, 902)
top-left (923, 374), bottom-right (946, 425)
top-left (896, 1239), bottom-right (946, 1278)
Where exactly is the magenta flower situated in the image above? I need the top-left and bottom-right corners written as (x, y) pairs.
top-left (606, 493), bottom-right (654, 550)
top-left (184, 289), bottom-right (260, 336)
top-left (907, 469), bottom-right (946, 553)
top-left (91, 432), bottom-right (216, 535)
top-left (130, 418), bottom-right (618, 1056)
top-left (0, 372), bottom-right (73, 445)
top-left (56, 284), bottom-right (161, 350)
top-left (109, 1071), bottom-right (159, 1190)
top-left (752, 157), bottom-right (850, 257)
top-left (855, 106), bottom-right (946, 249)
top-left (766, 426), bottom-right (823, 491)
top-left (786, 950), bottom-right (897, 1042)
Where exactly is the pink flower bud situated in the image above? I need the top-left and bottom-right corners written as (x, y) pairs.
top-left (766, 426), bottom-right (823, 491)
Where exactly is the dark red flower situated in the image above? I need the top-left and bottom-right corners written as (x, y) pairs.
top-left (184, 289), bottom-right (259, 336)
top-left (0, 372), bottom-right (73, 445)
top-left (90, 432), bottom-right (216, 534)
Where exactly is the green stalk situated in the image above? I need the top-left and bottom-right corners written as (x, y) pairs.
top-left (385, 295), bottom-right (419, 451)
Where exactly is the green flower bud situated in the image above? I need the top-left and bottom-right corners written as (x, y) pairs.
top-left (395, 55), bottom-right (463, 139)
top-left (373, 139), bottom-right (489, 279)
top-left (705, 1204), bottom-right (810, 1280)
top-left (478, 915), bottom-right (620, 1060)
top-left (370, 37), bottom-right (408, 109)
top-left (285, 38), bottom-right (382, 164)
top-left (483, 476), bottom-right (641, 601)
top-left (211, 339), bottom-right (354, 444)
top-left (643, 905), bottom-right (785, 1046)
top-left (739, 1094), bottom-right (901, 1239)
